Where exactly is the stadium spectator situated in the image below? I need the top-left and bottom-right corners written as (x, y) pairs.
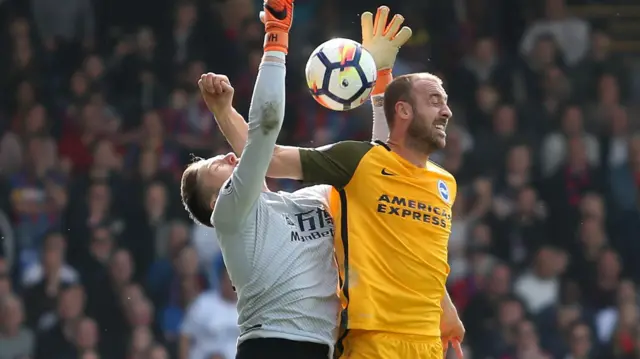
top-left (179, 262), bottom-right (238, 359)
top-left (514, 246), bottom-right (567, 314)
top-left (520, 0), bottom-right (590, 66)
top-left (21, 232), bottom-right (79, 288)
top-left (74, 317), bottom-right (100, 356)
top-left (0, 293), bottom-right (34, 359)
top-left (34, 284), bottom-right (86, 358)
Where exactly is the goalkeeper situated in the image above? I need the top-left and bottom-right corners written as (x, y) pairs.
top-left (181, 1), bottom-right (341, 358)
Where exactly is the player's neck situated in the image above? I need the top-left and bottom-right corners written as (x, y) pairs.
top-left (387, 140), bottom-right (429, 168)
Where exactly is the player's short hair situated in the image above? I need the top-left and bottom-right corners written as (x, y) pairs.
top-left (180, 160), bottom-right (214, 227)
top-left (383, 72), bottom-right (443, 126)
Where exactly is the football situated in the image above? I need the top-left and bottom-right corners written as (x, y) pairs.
top-left (305, 38), bottom-right (377, 111)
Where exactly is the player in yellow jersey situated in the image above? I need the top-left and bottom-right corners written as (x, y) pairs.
top-left (263, 8), bottom-right (465, 359)
top-left (291, 74), bottom-right (463, 359)
top-left (198, 6), bottom-right (464, 358)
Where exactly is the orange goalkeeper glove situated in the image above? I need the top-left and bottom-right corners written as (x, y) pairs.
top-left (259, 0), bottom-right (294, 54)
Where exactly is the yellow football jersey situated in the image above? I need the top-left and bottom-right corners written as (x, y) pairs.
top-left (299, 141), bottom-right (457, 337)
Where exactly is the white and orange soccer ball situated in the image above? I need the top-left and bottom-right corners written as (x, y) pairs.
top-left (305, 38), bottom-right (377, 111)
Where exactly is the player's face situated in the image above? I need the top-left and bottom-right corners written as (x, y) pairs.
top-left (408, 78), bottom-right (452, 151)
top-left (198, 153), bottom-right (238, 200)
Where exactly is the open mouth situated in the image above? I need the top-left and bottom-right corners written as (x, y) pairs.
top-left (433, 121), bottom-right (447, 137)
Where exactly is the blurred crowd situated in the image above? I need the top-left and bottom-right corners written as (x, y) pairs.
top-left (0, 0), bottom-right (639, 358)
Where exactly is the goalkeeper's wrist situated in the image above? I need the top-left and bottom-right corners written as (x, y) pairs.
top-left (263, 31), bottom-right (289, 54)
top-left (372, 69), bottom-right (392, 96)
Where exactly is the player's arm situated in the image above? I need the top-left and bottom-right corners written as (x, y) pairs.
top-left (214, 108), bottom-right (248, 156)
top-left (361, 6), bottom-right (412, 141)
top-left (198, 81), bottom-right (368, 185)
top-left (198, 72), bottom-right (254, 157)
top-left (441, 290), bottom-right (460, 321)
top-left (199, 76), bottom-right (290, 166)
top-left (201, 80), bottom-right (386, 182)
top-left (216, 137), bottom-right (370, 189)
top-left (211, 54), bottom-right (287, 231)
top-left (265, 141), bottom-right (372, 190)
top-left (370, 89), bottom-right (389, 141)
top-left (441, 289), bottom-right (465, 358)
top-left (197, 77), bottom-right (302, 181)
top-left (212, 0), bottom-right (292, 230)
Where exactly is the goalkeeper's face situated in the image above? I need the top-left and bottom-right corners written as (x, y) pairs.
top-left (199, 152), bottom-right (239, 201)
top-left (407, 78), bottom-right (452, 152)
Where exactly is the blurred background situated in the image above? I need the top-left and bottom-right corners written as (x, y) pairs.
top-left (0, 0), bottom-right (639, 358)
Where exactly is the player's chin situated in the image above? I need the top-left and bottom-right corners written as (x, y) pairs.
top-left (432, 137), bottom-right (446, 150)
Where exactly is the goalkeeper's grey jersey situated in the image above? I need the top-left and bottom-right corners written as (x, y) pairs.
top-left (211, 61), bottom-right (338, 349)
top-left (214, 186), bottom-right (339, 347)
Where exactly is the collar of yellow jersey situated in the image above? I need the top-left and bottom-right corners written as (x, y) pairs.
top-left (373, 140), bottom-right (391, 151)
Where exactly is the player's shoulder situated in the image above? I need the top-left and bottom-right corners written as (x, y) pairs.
top-left (367, 140), bottom-right (405, 158)
top-left (304, 139), bottom-right (373, 154)
top-left (309, 140), bottom-right (375, 164)
top-left (328, 140), bottom-right (375, 151)
top-left (427, 160), bottom-right (457, 184)
top-left (212, 178), bottom-right (263, 232)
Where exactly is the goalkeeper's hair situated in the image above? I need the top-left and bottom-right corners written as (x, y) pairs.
top-left (383, 72), bottom-right (444, 127)
top-left (180, 159), bottom-right (215, 228)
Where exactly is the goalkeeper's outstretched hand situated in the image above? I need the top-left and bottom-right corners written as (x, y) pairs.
top-left (198, 73), bottom-right (234, 116)
top-left (361, 6), bottom-right (412, 71)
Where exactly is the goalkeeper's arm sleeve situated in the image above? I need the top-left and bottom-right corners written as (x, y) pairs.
top-left (212, 60), bottom-right (286, 231)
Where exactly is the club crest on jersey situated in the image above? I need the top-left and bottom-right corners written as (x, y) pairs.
top-left (283, 213), bottom-right (296, 226)
top-left (221, 179), bottom-right (233, 195)
top-left (437, 180), bottom-right (450, 203)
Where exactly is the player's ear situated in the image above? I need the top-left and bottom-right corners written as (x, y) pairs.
top-left (395, 101), bottom-right (412, 120)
